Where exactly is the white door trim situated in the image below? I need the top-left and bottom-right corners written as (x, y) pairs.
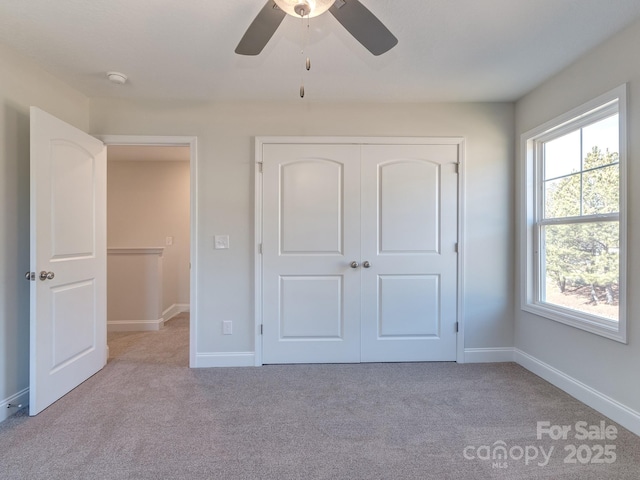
top-left (254, 136), bottom-right (466, 365)
top-left (95, 135), bottom-right (198, 367)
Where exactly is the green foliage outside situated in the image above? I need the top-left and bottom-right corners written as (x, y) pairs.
top-left (543, 147), bottom-right (619, 309)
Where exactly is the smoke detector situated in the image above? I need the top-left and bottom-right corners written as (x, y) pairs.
top-left (106, 71), bottom-right (128, 85)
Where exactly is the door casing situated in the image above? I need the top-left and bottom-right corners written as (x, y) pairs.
top-left (254, 136), bottom-right (466, 365)
top-left (96, 135), bottom-right (198, 367)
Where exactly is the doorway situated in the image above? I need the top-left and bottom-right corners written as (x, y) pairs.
top-left (98, 135), bottom-right (198, 367)
top-left (28, 112), bottom-right (199, 415)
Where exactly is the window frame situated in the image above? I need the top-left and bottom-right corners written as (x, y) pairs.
top-left (521, 85), bottom-right (627, 343)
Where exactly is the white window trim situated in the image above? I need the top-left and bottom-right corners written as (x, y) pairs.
top-left (520, 84), bottom-right (628, 343)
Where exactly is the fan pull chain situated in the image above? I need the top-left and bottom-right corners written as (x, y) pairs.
top-left (300, 14), bottom-right (311, 98)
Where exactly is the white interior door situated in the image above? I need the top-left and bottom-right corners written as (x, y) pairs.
top-left (261, 141), bottom-right (459, 364)
top-left (29, 107), bottom-right (107, 415)
top-left (360, 145), bottom-right (458, 362)
top-left (262, 144), bottom-right (361, 363)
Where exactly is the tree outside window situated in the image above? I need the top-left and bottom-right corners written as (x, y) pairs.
top-left (542, 145), bottom-right (619, 320)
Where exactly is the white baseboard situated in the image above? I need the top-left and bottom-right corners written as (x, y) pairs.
top-left (163, 303), bottom-right (190, 323)
top-left (194, 352), bottom-right (256, 368)
top-left (107, 318), bottom-right (164, 332)
top-left (514, 348), bottom-right (640, 437)
top-left (107, 304), bottom-right (189, 332)
top-left (464, 347), bottom-right (515, 363)
top-left (1, 388), bottom-right (29, 423)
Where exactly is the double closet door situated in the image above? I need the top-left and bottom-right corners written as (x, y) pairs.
top-left (261, 142), bottom-right (459, 364)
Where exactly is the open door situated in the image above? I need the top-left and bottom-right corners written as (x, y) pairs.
top-left (29, 107), bottom-right (107, 416)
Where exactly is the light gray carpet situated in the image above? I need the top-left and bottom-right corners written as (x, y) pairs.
top-left (1, 314), bottom-right (639, 479)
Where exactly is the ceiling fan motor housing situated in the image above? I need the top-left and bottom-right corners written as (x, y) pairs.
top-left (294, 1), bottom-right (311, 17)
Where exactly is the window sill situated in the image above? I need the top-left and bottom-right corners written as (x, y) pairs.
top-left (522, 302), bottom-right (626, 344)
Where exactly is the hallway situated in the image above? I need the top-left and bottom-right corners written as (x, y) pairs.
top-left (107, 313), bottom-right (189, 366)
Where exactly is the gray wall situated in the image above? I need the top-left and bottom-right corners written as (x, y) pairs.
top-left (89, 100), bottom-right (515, 360)
top-left (0, 40), bottom-right (515, 416)
top-left (0, 43), bottom-right (89, 419)
top-left (515, 19), bottom-right (640, 413)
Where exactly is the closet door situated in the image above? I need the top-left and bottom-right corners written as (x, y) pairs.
top-left (262, 144), bottom-right (361, 363)
top-left (360, 145), bottom-right (458, 362)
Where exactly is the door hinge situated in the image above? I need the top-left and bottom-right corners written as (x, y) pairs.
top-left (258, 162), bottom-right (263, 173)
top-left (260, 324), bottom-right (263, 335)
top-left (455, 322), bottom-right (459, 333)
top-left (454, 163), bottom-right (459, 174)
top-left (454, 243), bottom-right (458, 253)
top-left (258, 243), bottom-right (262, 254)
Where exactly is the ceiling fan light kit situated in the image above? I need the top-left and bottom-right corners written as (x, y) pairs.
top-left (273, 0), bottom-right (336, 18)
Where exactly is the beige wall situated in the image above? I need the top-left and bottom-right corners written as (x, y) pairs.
top-left (0, 43), bottom-right (89, 415)
top-left (515, 19), bottom-right (640, 413)
top-left (90, 100), bottom-right (515, 360)
top-left (107, 160), bottom-right (190, 313)
top-left (108, 249), bottom-right (165, 324)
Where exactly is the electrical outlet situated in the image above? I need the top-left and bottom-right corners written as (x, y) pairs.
top-left (166, 236), bottom-right (173, 246)
top-left (223, 320), bottom-right (233, 335)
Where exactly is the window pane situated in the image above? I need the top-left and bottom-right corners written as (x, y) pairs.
top-left (544, 174), bottom-right (580, 219)
top-left (582, 114), bottom-right (619, 165)
top-left (541, 222), bottom-right (619, 321)
top-left (544, 130), bottom-right (580, 180)
top-left (583, 164), bottom-right (619, 215)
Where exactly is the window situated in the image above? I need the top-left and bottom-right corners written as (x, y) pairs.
top-left (522, 85), bottom-right (627, 342)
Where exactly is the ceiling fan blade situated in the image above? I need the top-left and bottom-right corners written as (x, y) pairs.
top-left (235, 1), bottom-right (286, 55)
top-left (329, 0), bottom-right (397, 56)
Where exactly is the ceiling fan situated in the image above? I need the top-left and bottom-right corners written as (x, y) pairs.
top-left (235, 0), bottom-right (398, 56)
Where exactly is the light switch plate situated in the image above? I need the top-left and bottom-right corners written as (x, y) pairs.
top-left (214, 235), bottom-right (230, 249)
top-left (166, 236), bottom-right (173, 246)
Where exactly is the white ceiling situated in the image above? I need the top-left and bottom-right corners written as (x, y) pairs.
top-left (2, 0), bottom-right (640, 103)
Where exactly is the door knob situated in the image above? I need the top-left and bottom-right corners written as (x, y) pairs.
top-left (39, 271), bottom-right (55, 281)
top-left (350, 261), bottom-right (360, 269)
top-left (25, 271), bottom-right (35, 281)
top-left (363, 261), bottom-right (371, 268)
